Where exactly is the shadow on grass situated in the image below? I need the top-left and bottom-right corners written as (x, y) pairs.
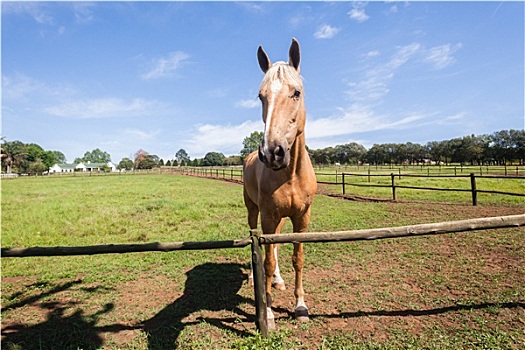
top-left (142, 262), bottom-right (252, 349)
top-left (1, 263), bottom-right (251, 350)
top-left (1, 280), bottom-right (114, 350)
top-left (273, 301), bottom-right (525, 320)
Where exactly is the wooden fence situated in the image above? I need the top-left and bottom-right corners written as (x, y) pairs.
top-left (337, 172), bottom-right (525, 206)
top-left (5, 166), bottom-right (524, 206)
top-left (3, 214), bottom-right (525, 336)
top-left (175, 166), bottom-right (524, 206)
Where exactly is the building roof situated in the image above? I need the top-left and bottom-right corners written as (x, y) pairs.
top-left (55, 163), bottom-right (76, 169)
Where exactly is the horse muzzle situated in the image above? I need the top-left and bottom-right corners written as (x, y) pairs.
top-left (258, 141), bottom-right (290, 171)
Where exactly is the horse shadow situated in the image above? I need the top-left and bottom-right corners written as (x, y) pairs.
top-left (143, 262), bottom-right (252, 349)
top-left (1, 280), bottom-right (114, 350)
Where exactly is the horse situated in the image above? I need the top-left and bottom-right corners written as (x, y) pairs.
top-left (243, 38), bottom-right (317, 330)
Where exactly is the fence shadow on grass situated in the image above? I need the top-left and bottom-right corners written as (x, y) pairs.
top-left (273, 301), bottom-right (525, 321)
top-left (143, 262), bottom-right (252, 349)
top-left (1, 280), bottom-right (114, 350)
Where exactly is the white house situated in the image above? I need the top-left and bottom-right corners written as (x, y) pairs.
top-left (49, 163), bottom-right (76, 173)
top-left (49, 161), bottom-right (117, 173)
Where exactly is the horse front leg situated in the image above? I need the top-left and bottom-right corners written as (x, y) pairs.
top-left (244, 188), bottom-right (260, 285)
top-left (264, 242), bottom-right (277, 330)
top-left (291, 209), bottom-right (312, 322)
top-left (292, 242), bottom-right (308, 322)
top-left (260, 215), bottom-right (283, 331)
top-left (272, 218), bottom-right (287, 291)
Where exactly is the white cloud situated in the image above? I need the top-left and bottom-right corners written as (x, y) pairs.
top-left (348, 2), bottom-right (370, 23)
top-left (347, 42), bottom-right (422, 103)
top-left (236, 98), bottom-right (259, 109)
top-left (2, 2), bottom-right (54, 25)
top-left (2, 74), bottom-right (76, 101)
top-left (306, 107), bottom-right (424, 141)
top-left (141, 51), bottom-right (190, 80)
top-left (424, 43), bottom-right (462, 69)
top-left (73, 3), bottom-right (96, 24)
top-left (185, 120), bottom-right (263, 157)
top-left (364, 50), bottom-right (381, 58)
top-left (45, 97), bottom-right (159, 119)
top-left (314, 24), bottom-right (340, 39)
top-left (122, 128), bottom-right (160, 140)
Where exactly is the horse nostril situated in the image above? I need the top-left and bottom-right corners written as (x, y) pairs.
top-left (274, 146), bottom-right (285, 158)
top-left (258, 144), bottom-right (267, 163)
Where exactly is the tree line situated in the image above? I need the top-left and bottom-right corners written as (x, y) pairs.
top-left (1, 129), bottom-right (523, 174)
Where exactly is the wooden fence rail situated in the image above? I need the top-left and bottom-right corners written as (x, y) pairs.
top-left (340, 172), bottom-right (525, 205)
top-left (2, 214), bottom-right (524, 337)
top-left (1, 238), bottom-right (251, 258)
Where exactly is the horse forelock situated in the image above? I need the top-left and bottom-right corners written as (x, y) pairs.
top-left (260, 62), bottom-right (302, 91)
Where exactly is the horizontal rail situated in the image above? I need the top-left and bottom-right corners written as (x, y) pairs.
top-left (3, 215), bottom-right (524, 258)
top-left (1, 238), bottom-right (252, 258)
top-left (395, 185), bottom-right (472, 192)
top-left (343, 172), bottom-right (472, 178)
top-left (477, 189), bottom-right (525, 197)
top-left (258, 214), bottom-right (525, 245)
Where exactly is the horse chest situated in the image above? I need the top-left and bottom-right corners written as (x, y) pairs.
top-left (260, 176), bottom-right (314, 216)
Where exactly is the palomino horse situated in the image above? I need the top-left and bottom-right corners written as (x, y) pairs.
top-left (243, 38), bottom-right (317, 330)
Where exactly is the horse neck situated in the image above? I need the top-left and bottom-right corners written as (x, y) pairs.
top-left (288, 130), bottom-right (309, 176)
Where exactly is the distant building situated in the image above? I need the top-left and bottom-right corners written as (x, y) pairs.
top-left (49, 161), bottom-right (117, 173)
top-left (49, 163), bottom-right (76, 173)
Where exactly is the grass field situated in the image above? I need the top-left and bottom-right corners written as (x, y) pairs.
top-left (1, 174), bottom-right (524, 349)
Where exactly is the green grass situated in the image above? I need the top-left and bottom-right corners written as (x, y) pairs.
top-left (2, 174), bottom-right (524, 349)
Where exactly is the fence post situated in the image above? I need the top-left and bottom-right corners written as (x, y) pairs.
top-left (250, 230), bottom-right (268, 337)
top-left (342, 173), bottom-right (346, 195)
top-left (470, 173), bottom-right (477, 206)
top-left (391, 173), bottom-right (396, 201)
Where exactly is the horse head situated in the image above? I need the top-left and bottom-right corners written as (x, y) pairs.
top-left (257, 38), bottom-right (305, 171)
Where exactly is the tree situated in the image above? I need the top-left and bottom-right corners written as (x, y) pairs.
top-left (225, 155), bottom-right (243, 166)
top-left (0, 140), bottom-right (66, 174)
top-left (241, 131), bottom-right (264, 158)
top-left (134, 149), bottom-right (160, 169)
top-left (202, 152), bottom-right (225, 166)
top-left (28, 159), bottom-right (47, 174)
top-left (175, 149), bottom-right (190, 165)
top-left (51, 151), bottom-right (67, 164)
top-left (75, 148), bottom-right (111, 164)
top-left (1, 141), bottom-right (27, 173)
top-left (117, 158), bottom-right (133, 171)
top-left (333, 143), bottom-right (367, 164)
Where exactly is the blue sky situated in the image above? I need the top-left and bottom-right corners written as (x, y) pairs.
top-left (2, 1), bottom-right (524, 163)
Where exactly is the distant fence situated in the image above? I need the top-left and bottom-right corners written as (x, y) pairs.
top-left (2, 214), bottom-right (525, 337)
top-left (173, 167), bottom-right (524, 206)
top-left (316, 164), bottom-right (524, 177)
top-left (329, 172), bottom-right (525, 206)
top-left (4, 166), bottom-right (524, 206)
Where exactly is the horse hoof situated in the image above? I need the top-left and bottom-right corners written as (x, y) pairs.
top-left (295, 306), bottom-right (309, 322)
top-left (272, 281), bottom-right (286, 290)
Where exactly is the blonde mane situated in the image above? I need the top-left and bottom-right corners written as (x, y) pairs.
top-left (260, 62), bottom-right (303, 91)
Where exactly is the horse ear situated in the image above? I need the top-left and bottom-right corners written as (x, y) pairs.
top-left (257, 46), bottom-right (271, 73)
top-left (289, 38), bottom-right (300, 71)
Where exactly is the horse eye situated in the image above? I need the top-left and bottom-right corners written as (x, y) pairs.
top-left (292, 90), bottom-right (301, 99)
